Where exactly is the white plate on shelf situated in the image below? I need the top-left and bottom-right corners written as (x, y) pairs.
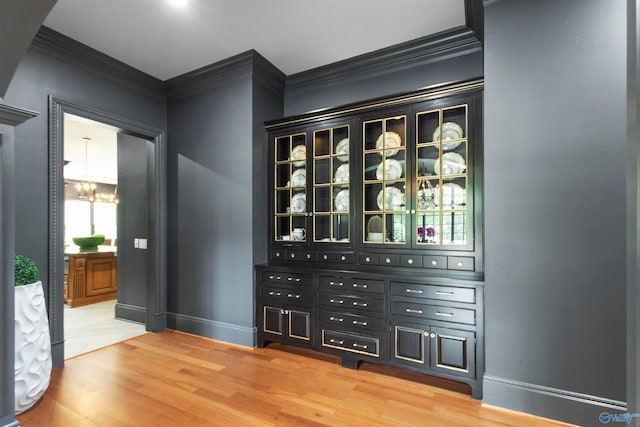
top-left (290, 145), bottom-right (306, 166)
top-left (435, 183), bottom-right (466, 207)
top-left (334, 164), bottom-right (349, 183)
top-left (335, 138), bottom-right (349, 162)
top-left (434, 152), bottom-right (466, 175)
top-left (376, 187), bottom-right (405, 210)
top-left (334, 189), bottom-right (349, 212)
top-left (375, 132), bottom-right (401, 157)
top-left (433, 122), bottom-right (464, 150)
top-left (291, 168), bottom-right (306, 187)
top-left (291, 192), bottom-right (306, 213)
top-left (375, 159), bottom-right (403, 180)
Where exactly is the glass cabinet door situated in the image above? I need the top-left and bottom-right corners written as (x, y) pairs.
top-left (363, 116), bottom-right (407, 244)
top-left (415, 104), bottom-right (469, 246)
top-left (313, 125), bottom-right (350, 243)
top-left (274, 133), bottom-right (308, 243)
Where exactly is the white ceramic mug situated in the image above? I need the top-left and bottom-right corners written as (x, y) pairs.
top-left (292, 228), bottom-right (306, 240)
top-left (281, 235), bottom-right (290, 241)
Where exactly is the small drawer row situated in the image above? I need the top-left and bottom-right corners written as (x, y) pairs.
top-left (391, 282), bottom-right (476, 303)
top-left (360, 253), bottom-right (474, 271)
top-left (319, 310), bottom-right (386, 332)
top-left (272, 249), bottom-right (355, 264)
top-left (318, 292), bottom-right (385, 314)
top-left (262, 270), bottom-right (312, 285)
top-left (321, 330), bottom-right (381, 358)
top-left (318, 276), bottom-right (384, 294)
top-left (261, 285), bottom-right (313, 303)
top-left (391, 300), bottom-right (476, 325)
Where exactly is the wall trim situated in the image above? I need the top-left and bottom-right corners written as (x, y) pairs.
top-left (484, 375), bottom-right (627, 425)
top-left (31, 26), bottom-right (165, 100)
top-left (285, 27), bottom-right (481, 91)
top-left (166, 313), bottom-right (256, 347)
top-left (0, 104), bottom-right (39, 126)
top-left (115, 302), bottom-right (147, 324)
top-left (165, 50), bottom-right (256, 101)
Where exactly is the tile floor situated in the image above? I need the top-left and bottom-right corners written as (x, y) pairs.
top-left (64, 299), bottom-right (146, 359)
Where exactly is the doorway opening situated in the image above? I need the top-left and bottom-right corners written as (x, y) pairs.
top-left (62, 113), bottom-right (145, 358)
top-left (49, 97), bottom-right (167, 367)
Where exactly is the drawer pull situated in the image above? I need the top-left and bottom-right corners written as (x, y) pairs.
top-left (407, 258), bottom-right (414, 265)
top-left (287, 277), bottom-right (292, 281)
top-left (269, 291), bottom-right (282, 296)
top-left (457, 261), bottom-right (463, 267)
top-left (436, 311), bottom-right (454, 318)
top-left (295, 278), bottom-right (301, 282)
top-left (352, 320), bottom-right (368, 326)
top-left (329, 299), bottom-right (344, 304)
top-left (329, 281), bottom-right (344, 287)
top-left (341, 255), bottom-right (346, 261)
top-left (290, 253), bottom-right (296, 258)
top-left (352, 283), bottom-right (368, 289)
top-left (436, 291), bottom-right (454, 296)
top-left (405, 308), bottom-right (423, 314)
top-left (268, 275), bottom-right (274, 279)
top-left (275, 252), bottom-right (281, 257)
top-left (352, 343), bottom-right (368, 350)
top-left (406, 288), bottom-right (423, 294)
top-left (306, 254), bottom-right (312, 259)
top-left (287, 294), bottom-right (301, 299)
top-left (323, 254), bottom-right (329, 260)
top-left (385, 258), bottom-right (391, 263)
top-left (329, 339), bottom-right (344, 345)
top-left (276, 276), bottom-right (281, 280)
top-left (431, 260), bottom-right (438, 266)
top-left (352, 302), bottom-right (368, 307)
top-left (365, 256), bottom-right (371, 262)
top-left (329, 316), bottom-right (344, 322)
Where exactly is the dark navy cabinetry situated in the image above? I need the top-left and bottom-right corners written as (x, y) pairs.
top-left (257, 80), bottom-right (485, 399)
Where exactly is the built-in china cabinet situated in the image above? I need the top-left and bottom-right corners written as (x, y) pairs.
top-left (256, 79), bottom-right (484, 398)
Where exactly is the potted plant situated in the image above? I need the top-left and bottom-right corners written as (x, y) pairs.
top-left (14, 254), bottom-right (51, 414)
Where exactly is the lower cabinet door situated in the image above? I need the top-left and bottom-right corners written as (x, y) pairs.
top-left (288, 309), bottom-right (311, 341)
top-left (262, 305), bottom-right (311, 342)
top-left (391, 321), bottom-right (428, 368)
top-left (263, 306), bottom-right (284, 336)
top-left (429, 326), bottom-right (475, 379)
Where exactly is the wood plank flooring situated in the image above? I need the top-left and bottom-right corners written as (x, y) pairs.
top-left (17, 331), bottom-right (573, 427)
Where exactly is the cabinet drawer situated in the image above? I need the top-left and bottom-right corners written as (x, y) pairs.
top-left (319, 276), bottom-right (385, 294)
top-left (322, 330), bottom-right (380, 357)
top-left (334, 252), bottom-right (355, 264)
top-left (391, 283), bottom-right (475, 303)
top-left (319, 293), bottom-right (384, 313)
top-left (263, 271), bottom-right (311, 286)
top-left (359, 253), bottom-right (379, 265)
top-left (391, 301), bottom-right (476, 325)
top-left (447, 256), bottom-right (474, 271)
top-left (261, 286), bottom-right (313, 303)
top-left (400, 255), bottom-right (422, 268)
top-left (423, 255), bottom-right (447, 269)
top-left (319, 310), bottom-right (385, 332)
top-left (379, 254), bottom-right (400, 267)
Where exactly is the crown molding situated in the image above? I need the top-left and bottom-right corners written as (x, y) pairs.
top-left (285, 27), bottom-right (481, 91)
top-left (251, 50), bottom-right (286, 97)
top-left (465, 0), bottom-right (484, 44)
top-left (0, 103), bottom-right (39, 127)
top-left (31, 26), bottom-right (165, 100)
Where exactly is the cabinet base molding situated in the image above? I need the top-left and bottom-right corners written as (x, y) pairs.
top-left (166, 312), bottom-right (255, 347)
top-left (483, 375), bottom-right (627, 426)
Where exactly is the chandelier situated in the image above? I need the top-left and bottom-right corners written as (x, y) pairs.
top-left (73, 137), bottom-right (119, 204)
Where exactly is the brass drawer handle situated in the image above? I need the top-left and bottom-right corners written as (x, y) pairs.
top-left (352, 343), bottom-right (368, 349)
top-left (287, 277), bottom-right (293, 281)
top-left (269, 291), bottom-right (282, 296)
top-left (405, 308), bottom-right (423, 314)
top-left (352, 302), bottom-right (368, 307)
top-left (329, 316), bottom-right (344, 322)
top-left (329, 281), bottom-right (344, 287)
top-left (406, 288), bottom-right (423, 294)
top-left (352, 320), bottom-right (368, 326)
top-left (436, 311), bottom-right (454, 317)
top-left (268, 275), bottom-right (274, 279)
top-left (295, 278), bottom-right (301, 282)
top-left (329, 339), bottom-right (344, 345)
top-left (436, 291), bottom-right (455, 296)
top-left (329, 299), bottom-right (344, 304)
top-left (352, 283), bottom-right (368, 289)
top-left (287, 294), bottom-right (301, 299)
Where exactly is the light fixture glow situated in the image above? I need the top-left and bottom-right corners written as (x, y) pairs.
top-left (168, 0), bottom-right (188, 7)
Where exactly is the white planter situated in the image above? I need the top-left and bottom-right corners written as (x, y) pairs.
top-left (14, 280), bottom-right (52, 414)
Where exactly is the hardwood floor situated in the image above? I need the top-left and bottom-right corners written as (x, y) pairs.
top-left (17, 331), bottom-right (572, 426)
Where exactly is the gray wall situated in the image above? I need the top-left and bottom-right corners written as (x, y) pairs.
top-left (166, 52), bottom-right (283, 345)
top-left (483, 1), bottom-right (627, 425)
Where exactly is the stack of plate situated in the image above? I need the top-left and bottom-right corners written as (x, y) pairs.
top-left (291, 193), bottom-right (306, 213)
top-left (376, 187), bottom-right (405, 210)
top-left (335, 138), bottom-right (349, 162)
top-left (433, 122), bottom-right (463, 150)
top-left (375, 159), bottom-right (403, 180)
top-left (375, 132), bottom-right (401, 157)
top-left (334, 164), bottom-right (349, 183)
top-left (334, 189), bottom-right (349, 212)
top-left (434, 152), bottom-right (466, 175)
top-left (291, 168), bottom-right (306, 187)
top-left (290, 145), bottom-right (306, 166)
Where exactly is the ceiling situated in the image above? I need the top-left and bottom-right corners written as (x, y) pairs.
top-left (43, 0), bottom-right (466, 81)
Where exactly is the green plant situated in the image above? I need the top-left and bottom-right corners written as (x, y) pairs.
top-left (15, 255), bottom-right (40, 287)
